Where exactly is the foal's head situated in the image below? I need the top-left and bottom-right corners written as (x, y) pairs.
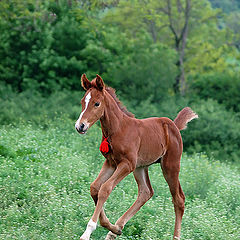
top-left (75, 74), bottom-right (106, 134)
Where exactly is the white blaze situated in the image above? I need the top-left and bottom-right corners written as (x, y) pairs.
top-left (75, 92), bottom-right (91, 128)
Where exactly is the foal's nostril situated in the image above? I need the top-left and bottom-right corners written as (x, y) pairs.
top-left (80, 123), bottom-right (85, 130)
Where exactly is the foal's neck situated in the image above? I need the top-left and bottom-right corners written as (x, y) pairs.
top-left (100, 90), bottom-right (125, 138)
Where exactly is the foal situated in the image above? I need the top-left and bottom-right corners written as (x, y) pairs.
top-left (75, 74), bottom-right (198, 240)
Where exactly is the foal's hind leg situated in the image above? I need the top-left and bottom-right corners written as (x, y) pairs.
top-left (105, 167), bottom-right (154, 240)
top-left (161, 150), bottom-right (185, 240)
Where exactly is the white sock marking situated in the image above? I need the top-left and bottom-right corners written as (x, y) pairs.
top-left (80, 219), bottom-right (97, 240)
top-left (75, 92), bottom-right (91, 128)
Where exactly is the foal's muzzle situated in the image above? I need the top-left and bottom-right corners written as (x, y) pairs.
top-left (75, 122), bottom-right (88, 134)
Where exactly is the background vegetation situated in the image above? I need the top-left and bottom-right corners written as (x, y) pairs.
top-left (1, 0), bottom-right (240, 162)
top-left (0, 0), bottom-right (240, 239)
top-left (0, 122), bottom-right (239, 239)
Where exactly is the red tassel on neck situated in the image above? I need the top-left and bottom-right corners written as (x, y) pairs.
top-left (99, 137), bottom-right (109, 153)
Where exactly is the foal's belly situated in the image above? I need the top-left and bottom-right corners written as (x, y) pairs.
top-left (136, 118), bottom-right (167, 167)
top-left (137, 144), bottom-right (165, 167)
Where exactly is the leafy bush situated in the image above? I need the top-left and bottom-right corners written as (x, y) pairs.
top-left (124, 94), bottom-right (189, 120)
top-left (189, 72), bottom-right (240, 112)
top-left (0, 1), bottom-right (91, 94)
top-left (182, 98), bottom-right (240, 163)
top-left (0, 83), bottom-right (83, 127)
top-left (180, 154), bottom-right (222, 199)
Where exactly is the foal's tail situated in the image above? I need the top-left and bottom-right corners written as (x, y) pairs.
top-left (174, 107), bottom-right (198, 131)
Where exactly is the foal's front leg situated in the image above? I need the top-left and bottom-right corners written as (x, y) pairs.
top-left (80, 162), bottom-right (132, 240)
top-left (90, 160), bottom-right (116, 229)
top-left (80, 160), bottom-right (114, 240)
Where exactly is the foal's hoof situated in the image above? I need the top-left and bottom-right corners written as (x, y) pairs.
top-left (105, 231), bottom-right (117, 240)
top-left (111, 225), bottom-right (122, 235)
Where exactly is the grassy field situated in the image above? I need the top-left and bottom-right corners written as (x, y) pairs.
top-left (0, 119), bottom-right (239, 240)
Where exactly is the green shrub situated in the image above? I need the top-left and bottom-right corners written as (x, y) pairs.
top-left (182, 99), bottom-right (240, 163)
top-left (0, 1), bottom-right (97, 94)
top-left (123, 94), bottom-right (189, 120)
top-left (189, 72), bottom-right (240, 112)
top-left (0, 83), bottom-right (83, 127)
top-left (180, 154), bottom-right (222, 199)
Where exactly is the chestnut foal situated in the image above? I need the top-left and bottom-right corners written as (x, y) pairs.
top-left (75, 74), bottom-right (198, 240)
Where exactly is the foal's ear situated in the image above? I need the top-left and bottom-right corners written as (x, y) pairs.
top-left (96, 74), bottom-right (105, 91)
top-left (81, 74), bottom-right (92, 90)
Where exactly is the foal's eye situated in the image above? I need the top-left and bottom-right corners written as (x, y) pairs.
top-left (95, 102), bottom-right (100, 107)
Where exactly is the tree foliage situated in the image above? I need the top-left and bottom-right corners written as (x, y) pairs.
top-left (0, 0), bottom-right (239, 96)
top-left (209, 0), bottom-right (240, 13)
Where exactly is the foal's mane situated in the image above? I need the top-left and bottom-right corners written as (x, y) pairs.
top-left (105, 87), bottom-right (135, 118)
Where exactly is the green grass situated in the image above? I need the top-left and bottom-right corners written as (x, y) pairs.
top-left (0, 119), bottom-right (239, 239)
